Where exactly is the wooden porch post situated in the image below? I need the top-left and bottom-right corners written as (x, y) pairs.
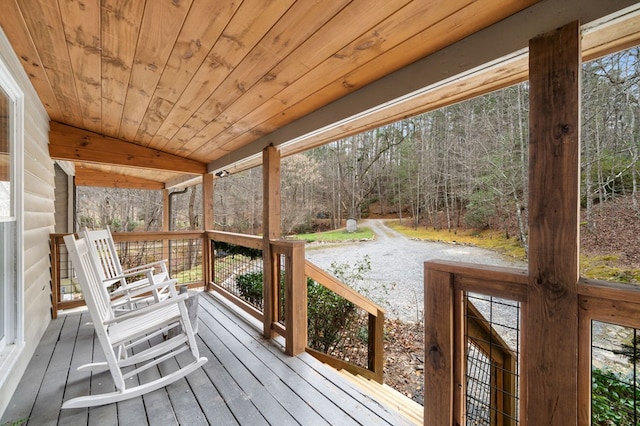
top-left (423, 266), bottom-right (454, 424)
top-left (162, 188), bottom-right (169, 262)
top-left (262, 145), bottom-right (281, 338)
top-left (526, 21), bottom-right (580, 424)
top-left (202, 173), bottom-right (214, 290)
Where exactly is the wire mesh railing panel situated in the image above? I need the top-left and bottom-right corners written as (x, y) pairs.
top-left (212, 241), bottom-right (264, 311)
top-left (465, 293), bottom-right (521, 426)
top-left (114, 238), bottom-right (203, 285)
top-left (57, 242), bottom-right (82, 301)
top-left (307, 279), bottom-right (370, 370)
top-left (592, 321), bottom-right (640, 425)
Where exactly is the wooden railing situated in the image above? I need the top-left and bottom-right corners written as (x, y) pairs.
top-left (206, 231), bottom-right (385, 381)
top-left (424, 260), bottom-right (527, 425)
top-left (305, 260), bottom-right (385, 383)
top-left (51, 230), bottom-right (385, 382)
top-left (577, 278), bottom-right (640, 425)
top-left (425, 259), bottom-right (640, 425)
top-left (50, 231), bottom-right (207, 317)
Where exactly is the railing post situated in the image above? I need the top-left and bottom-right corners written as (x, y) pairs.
top-left (424, 265), bottom-right (454, 424)
top-left (284, 241), bottom-right (307, 356)
top-left (368, 309), bottom-right (384, 383)
top-left (49, 234), bottom-right (59, 319)
top-left (203, 173), bottom-right (214, 290)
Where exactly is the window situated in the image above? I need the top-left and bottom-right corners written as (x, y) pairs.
top-left (0, 55), bottom-right (22, 358)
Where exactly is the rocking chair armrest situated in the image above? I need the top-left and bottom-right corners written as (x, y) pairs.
top-left (114, 279), bottom-right (174, 301)
top-left (104, 291), bottom-right (188, 325)
top-left (121, 260), bottom-right (169, 274)
top-left (105, 267), bottom-right (156, 284)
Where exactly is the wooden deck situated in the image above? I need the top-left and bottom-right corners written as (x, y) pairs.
top-left (1, 292), bottom-right (414, 426)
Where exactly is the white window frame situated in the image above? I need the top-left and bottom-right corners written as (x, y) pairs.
top-left (0, 51), bottom-right (24, 384)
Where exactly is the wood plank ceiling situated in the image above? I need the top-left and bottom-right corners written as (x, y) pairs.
top-left (1, 0), bottom-right (640, 188)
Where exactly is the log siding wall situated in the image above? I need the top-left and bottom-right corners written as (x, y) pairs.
top-left (0, 27), bottom-right (53, 417)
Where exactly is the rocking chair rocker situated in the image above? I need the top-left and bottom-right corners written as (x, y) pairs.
top-left (62, 234), bottom-right (207, 409)
top-left (82, 227), bottom-right (171, 310)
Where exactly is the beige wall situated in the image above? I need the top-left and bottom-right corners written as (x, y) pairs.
top-left (0, 27), bottom-right (53, 417)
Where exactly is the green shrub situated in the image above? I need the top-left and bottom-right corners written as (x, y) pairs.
top-left (307, 280), bottom-right (356, 352)
top-left (234, 271), bottom-right (357, 353)
top-left (235, 272), bottom-right (264, 307)
top-left (592, 368), bottom-right (639, 425)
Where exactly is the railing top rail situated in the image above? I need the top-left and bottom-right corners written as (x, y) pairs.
top-left (305, 260), bottom-right (384, 316)
top-left (578, 277), bottom-right (640, 305)
top-left (270, 239), bottom-right (305, 254)
top-left (426, 259), bottom-right (529, 302)
top-left (51, 231), bottom-right (205, 240)
top-left (206, 230), bottom-right (263, 250)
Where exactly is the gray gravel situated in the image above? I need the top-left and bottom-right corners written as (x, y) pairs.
top-left (305, 219), bottom-right (526, 321)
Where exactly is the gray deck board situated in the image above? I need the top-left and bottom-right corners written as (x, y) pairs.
top-left (1, 293), bottom-right (413, 425)
top-left (0, 313), bottom-right (65, 424)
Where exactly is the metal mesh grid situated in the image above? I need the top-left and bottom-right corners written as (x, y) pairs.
top-left (57, 236), bottom-right (204, 304)
top-left (58, 243), bottom-right (82, 301)
top-left (114, 238), bottom-right (203, 285)
top-left (306, 279), bottom-right (370, 369)
top-left (212, 241), bottom-right (264, 311)
top-left (465, 293), bottom-right (521, 425)
top-left (592, 320), bottom-right (640, 425)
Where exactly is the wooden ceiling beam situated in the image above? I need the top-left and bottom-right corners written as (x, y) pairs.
top-left (75, 167), bottom-right (164, 190)
top-left (49, 122), bottom-right (206, 174)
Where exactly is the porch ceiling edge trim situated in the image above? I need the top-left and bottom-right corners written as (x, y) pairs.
top-left (49, 122), bottom-right (207, 175)
top-left (208, 0), bottom-right (640, 174)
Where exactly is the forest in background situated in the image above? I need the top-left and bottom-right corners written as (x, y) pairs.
top-left (77, 46), bottom-right (640, 259)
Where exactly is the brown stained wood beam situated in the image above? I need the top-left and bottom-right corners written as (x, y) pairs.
top-left (75, 167), bottom-right (164, 190)
top-left (49, 122), bottom-right (206, 174)
top-left (526, 21), bottom-right (580, 425)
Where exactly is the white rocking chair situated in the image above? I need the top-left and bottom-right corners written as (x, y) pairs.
top-left (82, 227), bottom-right (171, 310)
top-left (62, 234), bottom-right (207, 409)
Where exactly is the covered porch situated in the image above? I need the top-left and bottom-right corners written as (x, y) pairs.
top-left (1, 0), bottom-right (640, 424)
top-left (1, 292), bottom-right (413, 426)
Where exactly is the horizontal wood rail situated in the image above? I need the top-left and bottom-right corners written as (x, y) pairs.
top-left (50, 232), bottom-right (207, 317)
top-left (305, 260), bottom-right (385, 383)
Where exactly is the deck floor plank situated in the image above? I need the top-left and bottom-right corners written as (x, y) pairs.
top-left (197, 307), bottom-right (321, 425)
top-left (174, 345), bottom-right (238, 426)
top-left (206, 297), bottom-right (414, 426)
top-left (28, 313), bottom-right (82, 426)
top-left (196, 321), bottom-right (295, 424)
top-left (58, 312), bottom-right (94, 426)
top-left (0, 314), bottom-right (65, 425)
top-left (1, 293), bottom-right (413, 425)
top-left (199, 299), bottom-right (340, 425)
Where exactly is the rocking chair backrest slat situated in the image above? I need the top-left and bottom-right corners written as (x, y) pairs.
top-left (84, 227), bottom-right (125, 287)
top-left (64, 235), bottom-right (115, 324)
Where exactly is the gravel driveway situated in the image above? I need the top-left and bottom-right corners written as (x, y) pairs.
top-left (305, 219), bottom-right (526, 321)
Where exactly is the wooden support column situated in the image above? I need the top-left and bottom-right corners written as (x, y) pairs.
top-left (202, 173), bottom-right (214, 290)
top-left (423, 266), bottom-right (454, 424)
top-left (162, 188), bottom-right (169, 264)
top-left (262, 145), bottom-right (281, 338)
top-left (526, 21), bottom-right (580, 424)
